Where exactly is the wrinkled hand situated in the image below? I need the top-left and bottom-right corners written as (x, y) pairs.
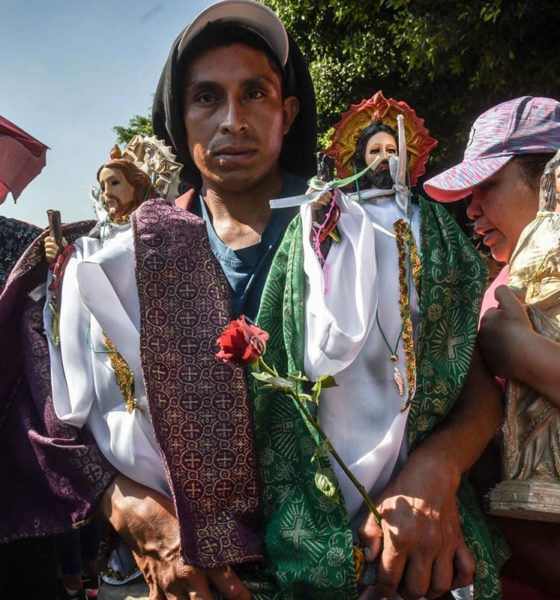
top-left (99, 475), bottom-right (250, 600)
top-left (44, 235), bottom-right (68, 263)
top-left (358, 451), bottom-right (474, 600)
top-left (479, 285), bottom-right (533, 379)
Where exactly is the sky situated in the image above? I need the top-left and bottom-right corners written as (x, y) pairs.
top-left (1, 0), bottom-right (213, 227)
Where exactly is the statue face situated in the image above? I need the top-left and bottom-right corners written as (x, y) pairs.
top-left (98, 167), bottom-right (135, 219)
top-left (363, 131), bottom-right (397, 189)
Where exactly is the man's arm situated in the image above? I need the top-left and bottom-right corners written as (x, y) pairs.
top-left (98, 475), bottom-right (251, 600)
top-left (479, 284), bottom-right (560, 406)
top-left (359, 346), bottom-right (503, 599)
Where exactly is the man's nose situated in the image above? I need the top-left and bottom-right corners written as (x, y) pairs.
top-left (219, 98), bottom-right (248, 134)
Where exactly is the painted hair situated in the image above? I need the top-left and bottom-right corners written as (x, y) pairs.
top-left (96, 159), bottom-right (156, 209)
top-left (353, 122), bottom-right (398, 173)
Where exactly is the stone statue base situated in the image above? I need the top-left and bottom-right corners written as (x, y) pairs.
top-left (487, 479), bottom-right (560, 522)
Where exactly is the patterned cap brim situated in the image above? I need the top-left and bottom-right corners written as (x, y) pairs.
top-left (424, 155), bottom-right (512, 202)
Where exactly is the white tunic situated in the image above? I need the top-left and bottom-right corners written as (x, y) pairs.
top-left (45, 223), bottom-right (171, 497)
top-left (302, 193), bottom-right (421, 523)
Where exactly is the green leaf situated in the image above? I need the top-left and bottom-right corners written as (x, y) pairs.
top-left (252, 371), bottom-right (273, 382)
top-left (314, 470), bottom-right (340, 503)
top-left (315, 375), bottom-right (338, 389)
top-left (311, 439), bottom-right (333, 462)
top-left (266, 376), bottom-right (295, 390)
top-left (289, 371), bottom-right (310, 382)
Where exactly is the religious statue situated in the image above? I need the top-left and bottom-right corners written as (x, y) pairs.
top-left (488, 148), bottom-right (560, 522)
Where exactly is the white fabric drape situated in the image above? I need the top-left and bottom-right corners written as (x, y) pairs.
top-left (45, 224), bottom-right (170, 497)
top-left (302, 193), bottom-right (421, 522)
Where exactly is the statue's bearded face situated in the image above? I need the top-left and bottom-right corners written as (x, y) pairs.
top-left (362, 131), bottom-right (398, 189)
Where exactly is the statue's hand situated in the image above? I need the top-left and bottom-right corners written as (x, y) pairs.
top-left (44, 235), bottom-right (68, 264)
top-left (98, 475), bottom-right (251, 600)
top-left (358, 449), bottom-right (474, 599)
top-left (479, 284), bottom-right (533, 379)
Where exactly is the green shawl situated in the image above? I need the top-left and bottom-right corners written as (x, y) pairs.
top-left (243, 198), bottom-right (508, 599)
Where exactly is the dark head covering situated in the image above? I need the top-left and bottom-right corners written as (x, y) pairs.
top-left (152, 26), bottom-right (317, 192)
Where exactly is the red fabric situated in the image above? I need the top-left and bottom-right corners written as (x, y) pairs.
top-left (0, 116), bottom-right (48, 203)
top-left (173, 189), bottom-right (197, 211)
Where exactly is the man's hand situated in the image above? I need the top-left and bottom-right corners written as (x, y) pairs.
top-left (358, 450), bottom-right (474, 600)
top-left (98, 475), bottom-right (250, 600)
top-left (478, 285), bottom-right (533, 379)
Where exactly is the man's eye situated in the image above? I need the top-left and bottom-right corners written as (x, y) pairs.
top-left (195, 93), bottom-right (215, 104)
top-left (248, 90), bottom-right (265, 99)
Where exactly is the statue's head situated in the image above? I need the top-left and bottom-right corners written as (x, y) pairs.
top-left (96, 159), bottom-right (153, 220)
top-left (354, 122), bottom-right (398, 190)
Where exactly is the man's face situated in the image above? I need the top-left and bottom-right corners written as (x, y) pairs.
top-left (183, 43), bottom-right (299, 194)
top-left (467, 160), bottom-right (539, 263)
top-left (98, 167), bottom-right (135, 219)
top-left (363, 131), bottom-right (397, 189)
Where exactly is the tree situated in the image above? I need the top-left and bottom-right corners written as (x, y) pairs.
top-left (263, 0), bottom-right (560, 175)
top-left (113, 114), bottom-right (153, 145)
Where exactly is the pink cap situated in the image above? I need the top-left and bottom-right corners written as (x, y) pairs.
top-left (424, 96), bottom-right (560, 202)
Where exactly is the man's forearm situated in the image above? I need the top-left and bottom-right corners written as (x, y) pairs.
top-left (412, 345), bottom-right (503, 483)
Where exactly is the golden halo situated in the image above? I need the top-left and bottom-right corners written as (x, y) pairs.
top-left (325, 91), bottom-right (437, 186)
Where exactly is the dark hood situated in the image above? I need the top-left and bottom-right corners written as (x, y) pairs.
top-left (152, 30), bottom-right (317, 192)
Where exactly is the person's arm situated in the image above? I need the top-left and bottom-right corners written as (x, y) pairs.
top-left (479, 284), bottom-right (560, 406)
top-left (98, 475), bottom-right (251, 600)
top-left (358, 346), bottom-right (503, 599)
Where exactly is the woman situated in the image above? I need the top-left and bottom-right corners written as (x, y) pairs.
top-left (425, 95), bottom-right (560, 599)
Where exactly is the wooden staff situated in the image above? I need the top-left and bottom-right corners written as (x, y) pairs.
top-left (47, 209), bottom-right (63, 261)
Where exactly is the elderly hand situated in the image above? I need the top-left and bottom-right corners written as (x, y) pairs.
top-left (358, 449), bottom-right (474, 600)
top-left (99, 475), bottom-right (251, 600)
top-left (478, 285), bottom-right (533, 379)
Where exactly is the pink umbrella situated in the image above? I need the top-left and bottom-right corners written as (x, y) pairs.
top-left (0, 116), bottom-right (48, 204)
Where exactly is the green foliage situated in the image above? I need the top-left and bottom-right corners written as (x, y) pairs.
top-left (315, 469), bottom-right (340, 503)
top-left (113, 114), bottom-right (153, 145)
top-left (263, 0), bottom-right (560, 175)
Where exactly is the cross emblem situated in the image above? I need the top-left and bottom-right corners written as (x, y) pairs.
top-left (281, 517), bottom-right (313, 550)
top-left (447, 333), bottom-right (466, 360)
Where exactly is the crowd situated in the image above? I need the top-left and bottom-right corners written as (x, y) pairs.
top-left (1, 1), bottom-right (560, 600)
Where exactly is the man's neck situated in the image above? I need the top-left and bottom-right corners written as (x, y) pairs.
top-left (201, 167), bottom-right (285, 250)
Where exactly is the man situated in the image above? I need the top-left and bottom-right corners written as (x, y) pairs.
top-left (1, 1), bottom-right (314, 598)
top-left (0, 8), bottom-right (502, 600)
top-left (253, 91), bottom-right (508, 599)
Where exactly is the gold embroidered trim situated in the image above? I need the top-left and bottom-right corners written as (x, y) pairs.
top-left (394, 219), bottom-right (421, 411)
top-left (104, 333), bottom-right (142, 413)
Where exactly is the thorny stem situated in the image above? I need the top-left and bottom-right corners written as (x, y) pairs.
top-left (255, 357), bottom-right (382, 525)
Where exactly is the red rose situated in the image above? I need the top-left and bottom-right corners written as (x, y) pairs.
top-left (215, 315), bottom-right (270, 367)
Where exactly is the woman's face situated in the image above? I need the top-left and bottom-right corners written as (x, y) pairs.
top-left (467, 160), bottom-right (539, 264)
top-left (555, 165), bottom-right (560, 195)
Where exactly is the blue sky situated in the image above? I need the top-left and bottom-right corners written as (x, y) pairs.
top-left (1, 0), bottom-right (212, 227)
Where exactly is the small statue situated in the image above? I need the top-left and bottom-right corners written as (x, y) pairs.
top-left (488, 148), bottom-right (560, 522)
top-left (44, 147), bottom-right (159, 347)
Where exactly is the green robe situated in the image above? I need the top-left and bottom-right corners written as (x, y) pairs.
top-left (244, 198), bottom-right (508, 599)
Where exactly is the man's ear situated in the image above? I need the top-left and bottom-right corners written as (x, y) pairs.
top-left (282, 96), bottom-right (300, 135)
